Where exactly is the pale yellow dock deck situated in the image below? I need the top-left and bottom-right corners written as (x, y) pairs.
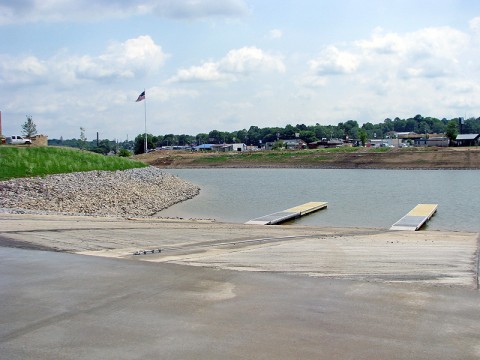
top-left (246, 202), bottom-right (328, 225)
top-left (390, 204), bottom-right (438, 231)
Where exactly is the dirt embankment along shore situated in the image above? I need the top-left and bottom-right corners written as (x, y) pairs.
top-left (135, 147), bottom-right (480, 169)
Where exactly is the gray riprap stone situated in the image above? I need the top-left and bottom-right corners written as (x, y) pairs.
top-left (0, 167), bottom-right (200, 217)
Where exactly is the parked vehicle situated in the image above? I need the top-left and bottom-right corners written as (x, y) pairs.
top-left (5, 135), bottom-right (32, 145)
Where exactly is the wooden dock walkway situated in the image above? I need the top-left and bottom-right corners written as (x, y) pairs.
top-left (245, 202), bottom-right (328, 225)
top-left (390, 204), bottom-right (438, 231)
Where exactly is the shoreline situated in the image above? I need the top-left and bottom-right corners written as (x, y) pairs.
top-left (136, 147), bottom-right (480, 170)
top-left (155, 164), bottom-right (480, 170)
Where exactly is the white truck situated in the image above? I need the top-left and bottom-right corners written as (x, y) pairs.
top-left (6, 135), bottom-right (32, 145)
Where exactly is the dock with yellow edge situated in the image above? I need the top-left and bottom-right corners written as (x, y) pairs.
top-left (245, 202), bottom-right (328, 225)
top-left (390, 204), bottom-right (438, 231)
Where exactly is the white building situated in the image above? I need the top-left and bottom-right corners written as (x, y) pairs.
top-left (231, 143), bottom-right (247, 151)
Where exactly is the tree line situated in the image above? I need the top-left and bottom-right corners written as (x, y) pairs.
top-left (132, 115), bottom-right (479, 154)
top-left (47, 115), bottom-right (480, 154)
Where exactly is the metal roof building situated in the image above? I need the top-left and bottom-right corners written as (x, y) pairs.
top-left (455, 134), bottom-right (479, 146)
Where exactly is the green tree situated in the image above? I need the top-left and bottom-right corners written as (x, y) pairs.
top-left (196, 133), bottom-right (209, 145)
top-left (299, 130), bottom-right (317, 144)
top-left (118, 148), bottom-right (132, 157)
top-left (134, 134), bottom-right (154, 154)
top-left (91, 139), bottom-right (112, 155)
top-left (22, 115), bottom-right (37, 138)
top-left (358, 128), bottom-right (368, 146)
top-left (445, 120), bottom-right (458, 146)
top-left (208, 130), bottom-right (222, 144)
top-left (161, 134), bottom-right (178, 146)
top-left (271, 140), bottom-right (284, 150)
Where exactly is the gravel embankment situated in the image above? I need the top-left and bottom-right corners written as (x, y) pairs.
top-left (0, 167), bottom-right (200, 217)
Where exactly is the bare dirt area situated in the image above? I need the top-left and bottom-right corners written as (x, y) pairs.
top-left (134, 147), bottom-right (480, 169)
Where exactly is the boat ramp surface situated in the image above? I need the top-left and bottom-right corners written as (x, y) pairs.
top-left (245, 202), bottom-right (328, 225)
top-left (390, 204), bottom-right (438, 231)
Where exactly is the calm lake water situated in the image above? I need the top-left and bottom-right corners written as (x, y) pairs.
top-left (159, 168), bottom-right (480, 232)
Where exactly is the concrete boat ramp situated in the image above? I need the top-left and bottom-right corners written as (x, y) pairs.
top-left (0, 214), bottom-right (479, 360)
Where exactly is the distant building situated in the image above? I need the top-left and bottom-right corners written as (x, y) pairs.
top-left (211, 144), bottom-right (233, 152)
top-left (265, 139), bottom-right (307, 150)
top-left (414, 137), bottom-right (449, 147)
top-left (231, 143), bottom-right (247, 151)
top-left (282, 139), bottom-right (307, 150)
top-left (455, 134), bottom-right (479, 146)
top-left (194, 144), bottom-right (214, 151)
top-left (308, 139), bottom-right (343, 149)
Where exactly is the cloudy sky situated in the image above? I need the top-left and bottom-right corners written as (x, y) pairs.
top-left (1, 0), bottom-right (480, 140)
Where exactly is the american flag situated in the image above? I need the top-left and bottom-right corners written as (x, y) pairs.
top-left (136, 91), bottom-right (145, 102)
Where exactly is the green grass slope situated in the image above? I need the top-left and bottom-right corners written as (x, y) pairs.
top-left (0, 146), bottom-right (147, 181)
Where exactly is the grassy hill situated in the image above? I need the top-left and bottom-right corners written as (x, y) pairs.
top-left (0, 146), bottom-right (147, 181)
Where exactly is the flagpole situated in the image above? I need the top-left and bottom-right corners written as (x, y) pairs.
top-left (144, 89), bottom-right (147, 153)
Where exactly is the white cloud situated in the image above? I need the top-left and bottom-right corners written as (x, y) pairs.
top-left (170, 62), bottom-right (235, 83)
top-left (169, 46), bottom-right (285, 83)
top-left (0, 55), bottom-right (48, 85)
top-left (76, 35), bottom-right (167, 80)
top-left (469, 16), bottom-right (480, 33)
top-left (299, 23), bottom-right (480, 123)
top-left (0, 35), bottom-right (166, 85)
top-left (0, 0), bottom-right (249, 25)
top-left (219, 47), bottom-right (285, 74)
top-left (305, 25), bottom-right (470, 85)
top-left (309, 46), bottom-right (359, 76)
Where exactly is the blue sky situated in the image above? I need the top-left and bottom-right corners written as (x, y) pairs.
top-left (1, 0), bottom-right (480, 141)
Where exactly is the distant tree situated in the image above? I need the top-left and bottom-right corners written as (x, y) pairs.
top-left (299, 130), bottom-right (317, 144)
top-left (464, 117), bottom-right (480, 133)
top-left (393, 117), bottom-right (406, 132)
top-left (362, 122), bottom-right (374, 131)
top-left (178, 134), bottom-right (195, 146)
top-left (271, 140), bottom-right (284, 150)
top-left (196, 133), bottom-right (209, 145)
top-left (118, 148), bottom-right (132, 157)
top-left (431, 118), bottom-right (446, 134)
top-left (418, 122), bottom-right (431, 134)
top-left (134, 133), bottom-right (154, 154)
top-left (208, 130), bottom-right (222, 144)
top-left (91, 139), bottom-right (112, 155)
top-left (405, 118), bottom-right (418, 132)
top-left (22, 115), bottom-right (37, 138)
top-left (161, 134), bottom-right (178, 146)
top-left (383, 118), bottom-right (394, 132)
top-left (358, 128), bottom-right (368, 146)
top-left (247, 126), bottom-right (262, 145)
top-left (445, 120), bottom-right (458, 146)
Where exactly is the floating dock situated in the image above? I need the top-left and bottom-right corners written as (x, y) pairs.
top-left (245, 202), bottom-right (328, 225)
top-left (390, 204), bottom-right (438, 231)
